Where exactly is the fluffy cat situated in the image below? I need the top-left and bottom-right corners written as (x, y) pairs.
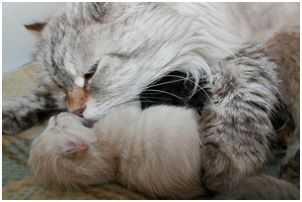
top-left (27, 41), bottom-right (297, 199)
top-left (3, 2), bottom-right (299, 197)
top-left (3, 3), bottom-right (298, 134)
top-left (28, 106), bottom-right (204, 199)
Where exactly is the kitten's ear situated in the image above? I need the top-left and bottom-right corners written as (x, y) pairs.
top-left (24, 22), bottom-right (46, 36)
top-left (62, 141), bottom-right (89, 159)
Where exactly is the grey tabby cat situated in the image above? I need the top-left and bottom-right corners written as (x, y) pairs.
top-left (3, 2), bottom-right (299, 198)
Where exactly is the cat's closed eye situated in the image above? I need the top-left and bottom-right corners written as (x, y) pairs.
top-left (84, 62), bottom-right (99, 81)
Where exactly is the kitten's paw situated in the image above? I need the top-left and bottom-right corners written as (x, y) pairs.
top-left (2, 110), bottom-right (23, 135)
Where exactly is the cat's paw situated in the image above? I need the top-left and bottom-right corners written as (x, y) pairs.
top-left (2, 110), bottom-right (23, 135)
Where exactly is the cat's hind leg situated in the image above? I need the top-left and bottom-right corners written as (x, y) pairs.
top-left (199, 49), bottom-right (282, 192)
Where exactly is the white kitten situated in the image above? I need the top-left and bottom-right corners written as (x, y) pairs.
top-left (28, 105), bottom-right (204, 199)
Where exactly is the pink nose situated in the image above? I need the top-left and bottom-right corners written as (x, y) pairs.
top-left (73, 108), bottom-right (85, 117)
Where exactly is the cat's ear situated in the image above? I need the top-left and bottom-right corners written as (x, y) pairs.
top-left (62, 141), bottom-right (89, 159)
top-left (24, 22), bottom-right (46, 36)
top-left (86, 3), bottom-right (108, 22)
top-left (86, 3), bottom-right (124, 22)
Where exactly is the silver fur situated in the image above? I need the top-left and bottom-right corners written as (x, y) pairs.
top-left (2, 2), bottom-right (299, 198)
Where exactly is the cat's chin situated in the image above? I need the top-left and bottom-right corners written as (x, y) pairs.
top-left (82, 109), bottom-right (99, 122)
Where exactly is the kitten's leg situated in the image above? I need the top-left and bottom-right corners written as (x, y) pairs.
top-left (200, 52), bottom-right (282, 191)
top-left (3, 82), bottom-right (66, 135)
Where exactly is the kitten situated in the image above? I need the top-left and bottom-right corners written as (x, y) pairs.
top-left (28, 106), bottom-right (205, 199)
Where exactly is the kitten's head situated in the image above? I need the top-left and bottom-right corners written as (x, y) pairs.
top-left (28, 112), bottom-right (114, 189)
top-left (29, 3), bottom-right (209, 121)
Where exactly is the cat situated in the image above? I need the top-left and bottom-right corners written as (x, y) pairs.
top-left (198, 28), bottom-right (300, 197)
top-left (28, 106), bottom-right (205, 199)
top-left (3, 2), bottom-right (299, 197)
top-left (27, 40), bottom-right (297, 199)
top-left (3, 3), bottom-right (298, 134)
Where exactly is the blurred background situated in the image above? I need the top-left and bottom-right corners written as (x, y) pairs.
top-left (3, 2), bottom-right (61, 72)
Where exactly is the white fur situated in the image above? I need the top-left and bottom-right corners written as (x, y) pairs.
top-left (74, 77), bottom-right (85, 88)
top-left (28, 105), bottom-right (204, 199)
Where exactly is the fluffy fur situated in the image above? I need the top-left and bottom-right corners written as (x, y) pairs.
top-left (266, 28), bottom-right (300, 143)
top-left (3, 3), bottom-right (298, 134)
top-left (3, 2), bottom-right (299, 198)
top-left (28, 106), bottom-right (204, 199)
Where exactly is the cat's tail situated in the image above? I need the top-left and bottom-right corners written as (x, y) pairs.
top-left (214, 175), bottom-right (299, 200)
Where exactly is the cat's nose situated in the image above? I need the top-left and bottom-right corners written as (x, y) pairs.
top-left (72, 108), bottom-right (85, 117)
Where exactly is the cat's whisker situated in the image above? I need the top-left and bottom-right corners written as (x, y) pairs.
top-left (112, 99), bottom-right (158, 108)
top-left (159, 74), bottom-right (217, 112)
top-left (147, 74), bottom-right (216, 111)
top-left (147, 78), bottom-right (187, 88)
top-left (163, 75), bottom-right (216, 113)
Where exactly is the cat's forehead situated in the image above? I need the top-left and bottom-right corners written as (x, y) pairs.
top-left (45, 27), bottom-right (100, 67)
top-left (35, 24), bottom-right (106, 88)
